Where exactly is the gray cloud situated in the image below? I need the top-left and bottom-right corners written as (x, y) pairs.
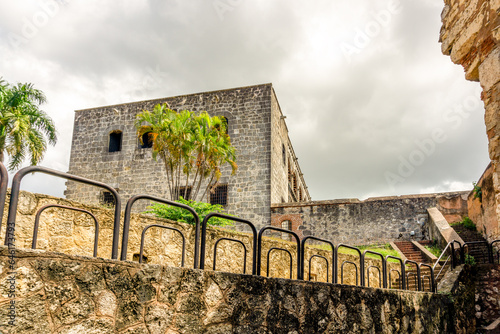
top-left (0, 0), bottom-right (490, 200)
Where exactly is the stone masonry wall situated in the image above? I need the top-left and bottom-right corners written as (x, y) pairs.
top-left (271, 191), bottom-right (469, 244)
top-left (468, 163), bottom-right (499, 243)
top-left (440, 0), bottom-right (500, 243)
top-left (0, 191), bottom-right (398, 287)
top-left (270, 89), bottom-right (310, 204)
top-left (0, 247), bottom-right (466, 334)
top-left (65, 84), bottom-right (277, 229)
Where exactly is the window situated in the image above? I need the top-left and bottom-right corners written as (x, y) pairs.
top-left (209, 184), bottom-right (228, 206)
top-left (282, 144), bottom-right (286, 165)
top-left (109, 131), bottom-right (122, 152)
top-left (221, 116), bottom-right (228, 134)
top-left (140, 131), bottom-right (153, 149)
top-left (174, 186), bottom-right (192, 200)
top-left (281, 220), bottom-right (292, 241)
top-left (100, 191), bottom-right (115, 206)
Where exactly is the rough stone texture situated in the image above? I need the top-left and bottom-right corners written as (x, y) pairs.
top-left (438, 264), bottom-right (477, 333)
top-left (271, 191), bottom-right (469, 245)
top-left (0, 247), bottom-right (469, 334)
top-left (468, 163), bottom-right (499, 244)
top-left (427, 207), bottom-right (465, 250)
top-left (440, 0), bottom-right (500, 244)
top-left (0, 191), bottom-right (398, 287)
top-left (475, 264), bottom-right (500, 330)
top-left (65, 83), bottom-right (309, 231)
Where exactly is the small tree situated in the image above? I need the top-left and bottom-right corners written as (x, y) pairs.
top-left (0, 78), bottom-right (57, 170)
top-left (135, 103), bottom-right (237, 201)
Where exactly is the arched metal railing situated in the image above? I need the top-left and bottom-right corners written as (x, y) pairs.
top-left (121, 194), bottom-right (199, 267)
top-left (33, 204), bottom-right (99, 257)
top-left (200, 213), bottom-right (257, 274)
top-left (213, 237), bottom-right (247, 274)
top-left (336, 244), bottom-right (363, 285)
top-left (257, 227), bottom-right (300, 279)
top-left (267, 247), bottom-right (293, 279)
top-left (300, 236), bottom-right (334, 283)
top-left (139, 224), bottom-right (185, 266)
top-left (363, 250), bottom-right (386, 288)
top-left (5, 166), bottom-right (121, 258)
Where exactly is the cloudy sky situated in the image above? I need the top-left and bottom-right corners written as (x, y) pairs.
top-left (0, 0), bottom-right (491, 201)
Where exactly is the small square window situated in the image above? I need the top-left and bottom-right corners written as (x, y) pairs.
top-left (209, 184), bottom-right (228, 206)
top-left (100, 191), bottom-right (116, 206)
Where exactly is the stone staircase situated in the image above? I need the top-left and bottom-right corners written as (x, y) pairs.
top-left (393, 241), bottom-right (428, 263)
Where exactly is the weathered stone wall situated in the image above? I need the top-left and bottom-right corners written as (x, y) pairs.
top-left (0, 191), bottom-right (397, 287)
top-left (271, 191), bottom-right (469, 244)
top-left (440, 0), bottom-right (500, 245)
top-left (0, 247), bottom-right (467, 334)
top-left (427, 207), bottom-right (464, 250)
top-left (468, 163), bottom-right (499, 243)
top-left (474, 264), bottom-right (500, 329)
top-left (270, 90), bottom-right (310, 204)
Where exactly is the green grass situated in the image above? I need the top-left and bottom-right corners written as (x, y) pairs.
top-left (308, 243), bottom-right (400, 262)
top-left (451, 216), bottom-right (477, 231)
top-left (424, 244), bottom-right (442, 257)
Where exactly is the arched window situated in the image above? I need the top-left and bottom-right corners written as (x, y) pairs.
top-left (140, 131), bottom-right (153, 149)
top-left (109, 130), bottom-right (122, 152)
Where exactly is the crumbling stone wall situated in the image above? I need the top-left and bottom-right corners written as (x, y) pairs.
top-left (440, 0), bottom-right (500, 242)
top-left (65, 83), bottom-right (309, 230)
top-left (0, 247), bottom-right (463, 333)
top-left (271, 191), bottom-right (468, 245)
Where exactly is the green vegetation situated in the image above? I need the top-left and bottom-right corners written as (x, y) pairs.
top-left (310, 243), bottom-right (400, 262)
top-left (424, 244), bottom-right (442, 257)
top-left (145, 197), bottom-right (233, 227)
top-left (472, 181), bottom-right (482, 202)
top-left (452, 216), bottom-right (476, 231)
top-left (0, 78), bottom-right (57, 170)
top-left (135, 104), bottom-right (237, 202)
top-left (464, 253), bottom-right (476, 266)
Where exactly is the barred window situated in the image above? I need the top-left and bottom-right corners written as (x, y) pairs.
top-left (282, 144), bottom-right (286, 165)
top-left (210, 184), bottom-right (228, 206)
top-left (175, 186), bottom-right (192, 200)
top-left (281, 220), bottom-right (292, 241)
top-left (100, 191), bottom-right (115, 206)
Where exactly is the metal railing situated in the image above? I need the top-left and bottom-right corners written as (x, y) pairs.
top-left (121, 194), bottom-right (200, 268)
top-left (213, 237), bottom-right (247, 274)
top-left (267, 247), bottom-right (292, 279)
top-left (4, 166), bottom-right (121, 259)
top-left (139, 224), bottom-right (185, 266)
top-left (257, 227), bottom-right (300, 279)
top-left (0, 162), bottom-right (8, 237)
top-left (33, 204), bottom-right (100, 257)
top-left (300, 236), bottom-right (334, 283)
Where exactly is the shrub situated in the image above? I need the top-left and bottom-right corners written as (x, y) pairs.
top-left (145, 197), bottom-right (233, 227)
top-left (461, 217), bottom-right (476, 231)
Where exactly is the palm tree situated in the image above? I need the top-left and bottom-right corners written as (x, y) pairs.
top-left (0, 78), bottom-right (57, 170)
top-left (135, 104), bottom-right (237, 202)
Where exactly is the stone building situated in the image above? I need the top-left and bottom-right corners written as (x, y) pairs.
top-left (65, 83), bottom-right (310, 229)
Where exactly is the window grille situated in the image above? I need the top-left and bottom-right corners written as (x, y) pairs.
top-left (175, 186), bottom-right (192, 200)
top-left (281, 220), bottom-right (292, 241)
top-left (209, 184), bottom-right (228, 206)
top-left (100, 191), bottom-right (116, 206)
top-left (140, 132), bottom-right (153, 149)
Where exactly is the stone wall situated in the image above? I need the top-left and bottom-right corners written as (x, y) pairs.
top-left (440, 0), bottom-right (500, 246)
top-left (468, 163), bottom-right (499, 243)
top-left (474, 264), bottom-right (500, 330)
top-left (0, 191), bottom-right (397, 287)
top-left (271, 191), bottom-right (469, 244)
top-left (0, 247), bottom-right (471, 334)
top-left (65, 83), bottom-right (310, 230)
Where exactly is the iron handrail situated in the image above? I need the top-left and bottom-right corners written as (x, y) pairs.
top-left (267, 247), bottom-right (293, 279)
top-left (120, 194), bottom-right (200, 268)
top-left (200, 213), bottom-right (257, 274)
top-left (385, 255), bottom-right (405, 290)
top-left (388, 269), bottom-right (402, 289)
top-left (419, 263), bottom-right (435, 292)
top-left (257, 227), bottom-right (300, 278)
top-left (366, 265), bottom-right (382, 288)
top-left (336, 244), bottom-right (364, 286)
top-left (33, 204), bottom-right (99, 257)
top-left (5, 166), bottom-right (121, 258)
top-left (139, 224), bottom-right (185, 266)
top-left (404, 259), bottom-right (421, 291)
top-left (363, 250), bottom-right (387, 288)
top-left (491, 240), bottom-right (500, 264)
top-left (463, 240), bottom-right (492, 263)
top-left (308, 254), bottom-right (329, 282)
top-left (300, 236), bottom-right (334, 282)
top-left (213, 237), bottom-right (247, 274)
top-left (340, 260), bottom-right (358, 285)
